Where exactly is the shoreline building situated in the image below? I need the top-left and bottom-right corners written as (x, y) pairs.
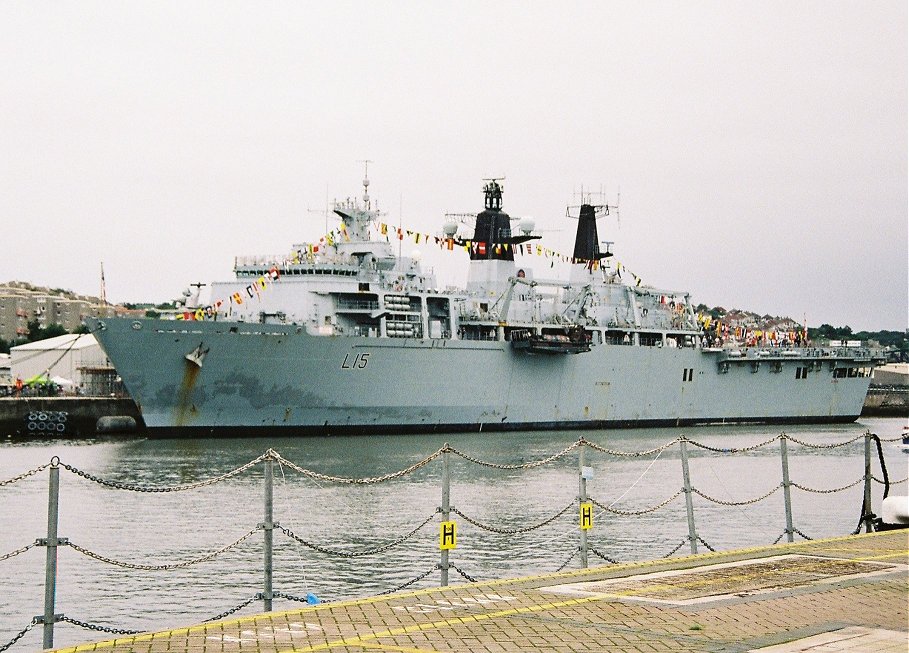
top-left (0, 282), bottom-right (121, 343)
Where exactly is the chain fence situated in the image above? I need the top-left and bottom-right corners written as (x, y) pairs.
top-left (375, 567), bottom-right (438, 595)
top-left (65, 528), bottom-right (262, 570)
top-left (59, 453), bottom-right (270, 493)
top-left (663, 538), bottom-right (690, 558)
top-left (554, 548), bottom-right (580, 572)
top-left (691, 483), bottom-right (782, 506)
top-left (790, 477), bottom-right (866, 494)
top-left (450, 503), bottom-right (574, 534)
top-left (0, 429), bottom-right (901, 650)
top-left (0, 622), bottom-right (34, 653)
top-left (684, 434), bottom-right (782, 453)
top-left (449, 564), bottom-right (478, 583)
top-left (202, 595), bottom-right (263, 622)
top-left (278, 514), bottom-right (436, 558)
top-left (58, 616), bottom-right (142, 636)
top-left (446, 440), bottom-right (581, 469)
top-left (271, 449), bottom-right (443, 485)
top-left (589, 548), bottom-right (619, 564)
top-left (0, 542), bottom-right (38, 563)
top-left (0, 463), bottom-right (51, 488)
top-left (589, 489), bottom-right (683, 516)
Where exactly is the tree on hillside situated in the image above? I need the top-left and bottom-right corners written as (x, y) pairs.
top-left (26, 320), bottom-right (68, 343)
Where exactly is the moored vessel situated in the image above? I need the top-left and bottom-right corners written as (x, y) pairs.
top-left (86, 175), bottom-right (883, 436)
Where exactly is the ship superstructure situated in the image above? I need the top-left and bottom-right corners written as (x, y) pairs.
top-left (87, 175), bottom-right (882, 436)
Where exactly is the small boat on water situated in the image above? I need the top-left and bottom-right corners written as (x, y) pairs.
top-left (901, 425), bottom-right (909, 453)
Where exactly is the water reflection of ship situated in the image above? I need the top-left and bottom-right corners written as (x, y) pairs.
top-left (87, 174), bottom-right (883, 437)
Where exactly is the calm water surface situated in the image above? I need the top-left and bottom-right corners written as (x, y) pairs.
top-left (1, 417), bottom-right (906, 649)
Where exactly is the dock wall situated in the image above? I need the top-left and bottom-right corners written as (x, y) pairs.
top-left (0, 397), bottom-right (142, 437)
top-left (862, 385), bottom-right (909, 417)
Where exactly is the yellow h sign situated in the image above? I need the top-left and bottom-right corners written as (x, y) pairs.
top-left (439, 520), bottom-right (457, 550)
top-left (580, 502), bottom-right (593, 530)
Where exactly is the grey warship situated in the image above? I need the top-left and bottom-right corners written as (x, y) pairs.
top-left (87, 176), bottom-right (881, 436)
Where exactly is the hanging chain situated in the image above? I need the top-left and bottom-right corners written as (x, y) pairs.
top-left (270, 450), bottom-right (443, 484)
top-left (0, 621), bottom-right (36, 653)
top-left (581, 437), bottom-right (681, 458)
top-left (696, 536), bottom-right (716, 552)
top-left (278, 513), bottom-right (435, 558)
top-left (554, 547), bottom-right (579, 572)
top-left (449, 564), bottom-right (478, 583)
top-left (0, 463), bottom-right (51, 487)
top-left (202, 595), bottom-right (262, 622)
top-left (59, 454), bottom-right (269, 492)
top-left (783, 433), bottom-right (865, 449)
top-left (589, 489), bottom-right (683, 516)
top-left (64, 528), bottom-right (260, 570)
top-left (683, 434), bottom-right (781, 454)
top-left (793, 528), bottom-right (813, 541)
top-left (450, 503), bottom-right (574, 534)
top-left (691, 483), bottom-right (782, 506)
top-left (446, 441), bottom-right (580, 469)
top-left (663, 538), bottom-right (689, 558)
top-left (58, 615), bottom-right (142, 635)
top-left (873, 475), bottom-right (907, 485)
top-left (0, 541), bottom-right (38, 563)
top-left (272, 591), bottom-right (319, 605)
top-left (588, 548), bottom-right (619, 564)
top-left (376, 567), bottom-right (437, 595)
top-left (790, 477), bottom-right (865, 494)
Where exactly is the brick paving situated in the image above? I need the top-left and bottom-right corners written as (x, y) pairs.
top-left (52, 530), bottom-right (907, 653)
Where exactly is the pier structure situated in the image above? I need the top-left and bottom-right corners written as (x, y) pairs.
top-left (49, 529), bottom-right (909, 653)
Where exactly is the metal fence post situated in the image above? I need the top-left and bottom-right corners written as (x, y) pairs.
top-left (578, 445), bottom-right (588, 568)
top-left (440, 445), bottom-right (450, 587)
top-left (779, 435), bottom-right (794, 543)
top-left (42, 459), bottom-right (60, 650)
top-left (263, 454), bottom-right (274, 612)
top-left (863, 433), bottom-right (873, 533)
top-left (679, 439), bottom-right (698, 554)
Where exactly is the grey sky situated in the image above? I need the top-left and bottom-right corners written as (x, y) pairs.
top-left (1, 1), bottom-right (905, 331)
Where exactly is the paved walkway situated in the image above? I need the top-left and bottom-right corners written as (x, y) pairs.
top-left (53, 530), bottom-right (907, 653)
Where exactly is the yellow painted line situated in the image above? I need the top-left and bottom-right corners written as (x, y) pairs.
top-left (852, 551), bottom-right (909, 562)
top-left (357, 643), bottom-right (443, 653)
top-left (280, 595), bottom-right (605, 653)
top-left (281, 550), bottom-right (909, 653)
top-left (50, 530), bottom-right (905, 653)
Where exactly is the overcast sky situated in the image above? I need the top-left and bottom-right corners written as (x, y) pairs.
top-left (1, 1), bottom-right (905, 331)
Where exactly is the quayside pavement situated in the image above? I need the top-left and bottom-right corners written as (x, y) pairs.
top-left (53, 530), bottom-right (907, 653)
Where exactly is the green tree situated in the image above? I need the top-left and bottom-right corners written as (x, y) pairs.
top-left (26, 320), bottom-right (68, 342)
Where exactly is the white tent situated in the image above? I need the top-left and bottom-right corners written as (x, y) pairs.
top-left (10, 334), bottom-right (107, 388)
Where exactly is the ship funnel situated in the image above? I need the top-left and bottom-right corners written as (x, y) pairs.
top-left (572, 204), bottom-right (602, 261)
top-left (470, 179), bottom-right (514, 261)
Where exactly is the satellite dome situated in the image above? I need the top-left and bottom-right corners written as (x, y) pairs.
top-left (442, 219), bottom-right (458, 237)
top-left (518, 216), bottom-right (536, 235)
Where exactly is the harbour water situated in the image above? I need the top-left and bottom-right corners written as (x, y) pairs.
top-left (1, 417), bottom-right (905, 650)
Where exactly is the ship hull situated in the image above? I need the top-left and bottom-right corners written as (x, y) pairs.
top-left (87, 318), bottom-right (874, 437)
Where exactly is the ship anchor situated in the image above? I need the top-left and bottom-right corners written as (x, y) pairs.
top-left (185, 343), bottom-right (210, 368)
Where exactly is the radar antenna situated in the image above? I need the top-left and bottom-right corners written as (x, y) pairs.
top-left (482, 177), bottom-right (505, 211)
top-left (359, 159), bottom-right (373, 209)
